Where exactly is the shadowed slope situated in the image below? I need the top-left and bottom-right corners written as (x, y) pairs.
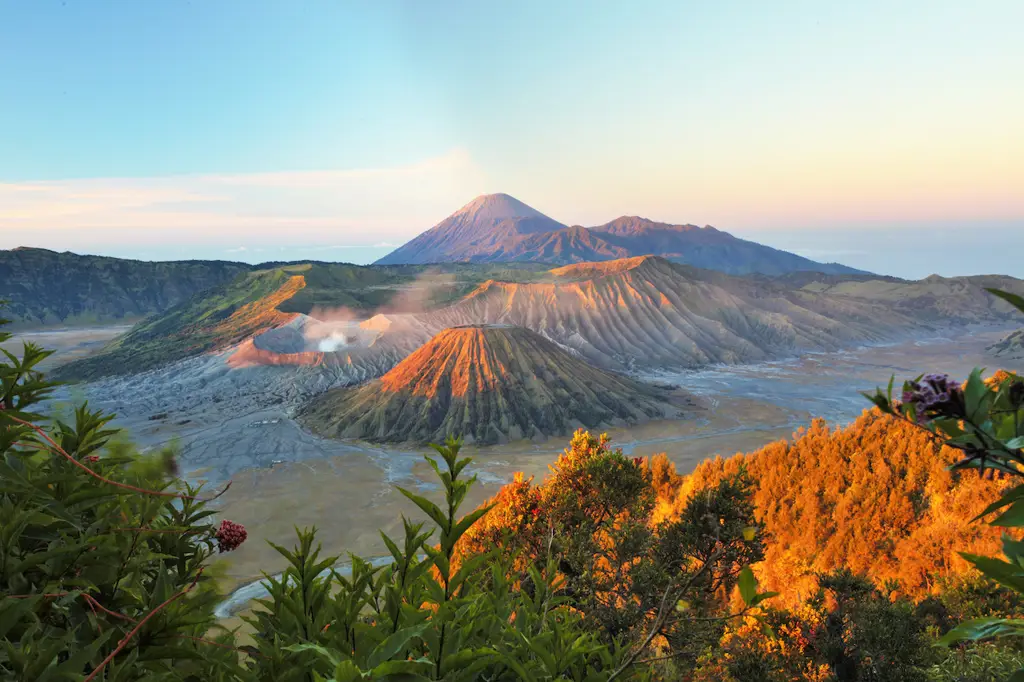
top-left (589, 217), bottom-right (866, 275)
top-left (0, 247), bottom-right (250, 328)
top-left (299, 325), bottom-right (693, 445)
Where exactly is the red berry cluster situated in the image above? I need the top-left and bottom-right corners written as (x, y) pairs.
top-left (85, 455), bottom-right (100, 464)
top-left (215, 520), bottom-right (247, 552)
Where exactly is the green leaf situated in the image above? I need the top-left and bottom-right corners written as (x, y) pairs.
top-left (961, 553), bottom-right (1024, 592)
top-left (0, 596), bottom-right (40, 639)
top-left (285, 642), bottom-right (345, 669)
top-left (992, 499), bottom-right (1024, 528)
top-left (1006, 436), bottom-right (1024, 450)
top-left (738, 566), bottom-right (757, 605)
top-left (369, 658), bottom-right (434, 679)
top-left (450, 505), bottom-right (494, 544)
top-left (367, 622), bottom-right (430, 668)
top-left (331, 660), bottom-right (365, 682)
top-left (986, 288), bottom-right (1024, 315)
top-left (397, 487), bottom-right (449, 532)
top-left (964, 367), bottom-right (989, 421)
top-left (935, 617), bottom-right (1024, 646)
top-left (750, 591), bottom-right (779, 607)
top-left (975, 485), bottom-right (1024, 522)
top-left (439, 647), bottom-right (498, 677)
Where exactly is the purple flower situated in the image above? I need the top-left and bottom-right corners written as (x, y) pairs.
top-left (902, 374), bottom-right (964, 424)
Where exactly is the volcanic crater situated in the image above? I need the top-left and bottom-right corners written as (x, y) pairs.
top-left (298, 324), bottom-right (696, 445)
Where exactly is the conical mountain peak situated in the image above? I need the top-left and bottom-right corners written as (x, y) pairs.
top-left (300, 325), bottom-right (691, 444)
top-left (452, 193), bottom-right (548, 222)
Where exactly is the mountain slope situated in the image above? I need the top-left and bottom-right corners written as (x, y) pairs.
top-left (375, 194), bottom-right (568, 265)
top-left (53, 267), bottom-right (306, 381)
top-left (362, 256), bottom-right (930, 371)
top-left (473, 225), bottom-right (631, 263)
top-left (0, 247), bottom-right (250, 329)
top-left (50, 261), bottom-right (537, 381)
top-left (590, 217), bottom-right (864, 275)
top-left (299, 325), bottom-right (693, 444)
top-left (990, 329), bottom-right (1024, 359)
top-left (375, 194), bottom-right (866, 275)
top-left (791, 272), bottom-right (1024, 324)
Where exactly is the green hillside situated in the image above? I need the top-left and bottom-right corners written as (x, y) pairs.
top-left (51, 262), bottom-right (546, 381)
top-left (0, 247), bottom-right (250, 328)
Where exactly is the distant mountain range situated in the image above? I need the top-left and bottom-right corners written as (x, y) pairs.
top-left (53, 256), bottom-right (1024, 383)
top-left (375, 193), bottom-right (867, 276)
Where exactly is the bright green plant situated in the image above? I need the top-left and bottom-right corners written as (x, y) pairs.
top-left (243, 437), bottom-right (634, 681)
top-left (928, 642), bottom-right (1024, 682)
top-left (0, 308), bottom-right (242, 681)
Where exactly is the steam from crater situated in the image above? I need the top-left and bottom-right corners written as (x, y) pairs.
top-left (316, 331), bottom-right (357, 352)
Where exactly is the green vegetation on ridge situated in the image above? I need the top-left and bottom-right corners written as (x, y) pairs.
top-left (0, 247), bottom-right (249, 329)
top-left (53, 268), bottom-right (300, 381)
top-left (52, 261), bottom-right (552, 381)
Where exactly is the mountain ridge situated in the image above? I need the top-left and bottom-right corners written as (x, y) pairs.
top-left (375, 194), bottom-right (868, 275)
top-left (0, 247), bottom-right (251, 329)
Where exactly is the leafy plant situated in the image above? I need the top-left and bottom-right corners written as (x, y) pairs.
top-left (1, 306), bottom-right (244, 680)
top-left (866, 288), bottom-right (1024, 677)
top-left (243, 437), bottom-right (631, 681)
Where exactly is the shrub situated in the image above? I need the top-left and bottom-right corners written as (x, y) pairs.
top-left (0, 309), bottom-right (242, 679)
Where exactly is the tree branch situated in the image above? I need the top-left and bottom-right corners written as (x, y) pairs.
top-left (83, 568), bottom-right (205, 682)
top-left (8, 416), bottom-right (230, 501)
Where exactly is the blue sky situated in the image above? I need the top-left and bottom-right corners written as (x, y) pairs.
top-left (1, 1), bottom-right (1022, 277)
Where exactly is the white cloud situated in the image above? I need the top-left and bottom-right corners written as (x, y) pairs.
top-left (0, 149), bottom-right (487, 252)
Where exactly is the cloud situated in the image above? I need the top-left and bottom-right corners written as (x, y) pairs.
top-left (0, 149), bottom-right (487, 253)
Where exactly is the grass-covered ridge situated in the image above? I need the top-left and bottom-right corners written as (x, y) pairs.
top-left (0, 247), bottom-right (250, 328)
top-left (51, 262), bottom-right (553, 381)
top-left (53, 268), bottom-right (302, 381)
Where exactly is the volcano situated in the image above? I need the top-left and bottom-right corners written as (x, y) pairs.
top-left (299, 324), bottom-right (694, 444)
top-left (374, 194), bottom-right (867, 275)
top-left (374, 194), bottom-right (568, 265)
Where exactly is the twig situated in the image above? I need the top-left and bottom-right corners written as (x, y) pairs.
top-left (172, 634), bottom-right (269, 659)
top-left (82, 593), bottom-right (138, 623)
top-left (112, 527), bottom-right (194, 534)
top-left (7, 592), bottom-right (138, 625)
top-left (607, 552), bottom-right (719, 682)
top-left (8, 416), bottom-right (231, 502)
top-left (83, 568), bottom-right (205, 682)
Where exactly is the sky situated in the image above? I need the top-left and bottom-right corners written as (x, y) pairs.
top-left (1, 1), bottom-right (1022, 278)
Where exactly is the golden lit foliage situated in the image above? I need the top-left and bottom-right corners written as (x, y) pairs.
top-left (665, 408), bottom-right (1010, 605)
top-left (458, 429), bottom-right (640, 566)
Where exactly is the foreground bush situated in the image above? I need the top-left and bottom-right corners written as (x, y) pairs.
top-left (0, 312), bottom-right (242, 680)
